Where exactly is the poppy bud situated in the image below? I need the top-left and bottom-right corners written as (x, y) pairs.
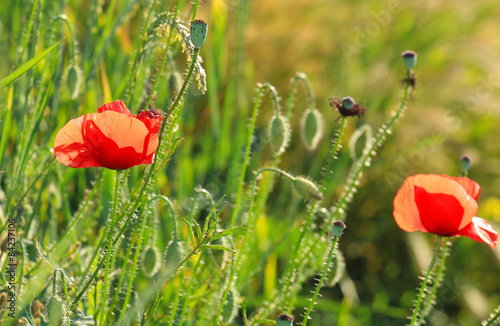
top-left (276, 314), bottom-right (294, 326)
top-left (221, 288), bottom-right (239, 324)
top-left (269, 114), bottom-right (290, 155)
top-left (292, 176), bottom-right (323, 201)
top-left (401, 50), bottom-right (417, 70)
top-left (341, 96), bottom-right (355, 109)
top-left (64, 63), bottom-right (82, 100)
top-left (332, 220), bottom-right (346, 237)
top-left (47, 296), bottom-right (66, 325)
top-left (141, 245), bottom-right (162, 277)
top-left (301, 108), bottom-right (324, 150)
top-left (460, 155), bottom-right (472, 174)
top-left (164, 240), bottom-right (185, 274)
top-left (190, 19), bottom-right (208, 48)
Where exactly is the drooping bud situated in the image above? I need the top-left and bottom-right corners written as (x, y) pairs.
top-left (221, 288), bottom-right (239, 324)
top-left (64, 63), bottom-right (83, 100)
top-left (301, 108), bottom-right (324, 150)
top-left (332, 220), bottom-right (346, 237)
top-left (401, 50), bottom-right (417, 70)
top-left (276, 314), bottom-right (294, 326)
top-left (269, 114), bottom-right (290, 155)
top-left (190, 19), bottom-right (208, 48)
top-left (47, 296), bottom-right (66, 326)
top-left (292, 176), bottom-right (322, 201)
top-left (141, 245), bottom-right (162, 277)
top-left (164, 240), bottom-right (185, 274)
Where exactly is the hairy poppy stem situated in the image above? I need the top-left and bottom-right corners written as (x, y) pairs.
top-left (99, 169), bottom-right (122, 325)
top-left (410, 235), bottom-right (442, 326)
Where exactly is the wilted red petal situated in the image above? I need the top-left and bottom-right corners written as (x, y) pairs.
top-left (456, 217), bottom-right (498, 249)
top-left (97, 100), bottom-right (132, 116)
top-left (414, 186), bottom-right (463, 235)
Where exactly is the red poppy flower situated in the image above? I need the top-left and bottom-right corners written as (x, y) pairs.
top-left (54, 100), bottom-right (162, 170)
top-left (393, 174), bottom-right (497, 249)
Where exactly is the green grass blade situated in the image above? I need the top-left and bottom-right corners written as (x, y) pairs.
top-left (0, 39), bottom-right (63, 89)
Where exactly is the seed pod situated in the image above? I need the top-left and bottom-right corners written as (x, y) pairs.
top-left (221, 288), bottom-right (239, 324)
top-left (141, 245), bottom-right (162, 277)
top-left (332, 220), bottom-right (346, 237)
top-left (268, 114), bottom-right (290, 155)
top-left (292, 176), bottom-right (322, 201)
top-left (64, 64), bottom-right (83, 100)
top-left (190, 19), bottom-right (208, 48)
top-left (301, 108), bottom-right (324, 150)
top-left (401, 50), bottom-right (417, 70)
top-left (276, 314), bottom-right (294, 326)
top-left (47, 296), bottom-right (66, 326)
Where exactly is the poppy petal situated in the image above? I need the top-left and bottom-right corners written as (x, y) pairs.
top-left (55, 110), bottom-right (159, 170)
top-left (440, 175), bottom-right (481, 201)
top-left (97, 100), bottom-right (132, 116)
top-left (136, 111), bottom-right (162, 133)
top-left (414, 186), bottom-right (464, 235)
top-left (456, 217), bottom-right (498, 249)
top-left (54, 115), bottom-right (103, 168)
top-left (393, 174), bottom-right (478, 233)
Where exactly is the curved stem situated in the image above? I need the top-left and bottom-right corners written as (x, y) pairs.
top-left (229, 83), bottom-right (277, 228)
top-left (410, 235), bottom-right (442, 326)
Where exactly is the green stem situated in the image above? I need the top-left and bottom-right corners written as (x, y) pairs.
top-left (302, 236), bottom-right (339, 325)
top-left (99, 169), bottom-right (122, 325)
top-left (281, 117), bottom-right (347, 313)
top-left (484, 307), bottom-right (500, 326)
top-left (215, 168), bottom-right (294, 324)
top-left (229, 83), bottom-right (277, 228)
top-left (410, 235), bottom-right (442, 326)
top-left (419, 239), bottom-right (450, 322)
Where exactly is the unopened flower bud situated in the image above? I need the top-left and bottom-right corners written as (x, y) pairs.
top-left (341, 96), bottom-right (355, 109)
top-left (190, 19), bottom-right (208, 48)
top-left (0, 292), bottom-right (7, 308)
top-left (276, 314), bottom-right (294, 326)
top-left (292, 176), bottom-right (322, 201)
top-left (401, 50), bottom-right (417, 70)
top-left (332, 220), bottom-right (346, 237)
top-left (301, 108), bottom-right (324, 150)
top-left (269, 114), bottom-right (290, 155)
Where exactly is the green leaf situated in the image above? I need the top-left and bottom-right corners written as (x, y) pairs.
top-left (207, 226), bottom-right (242, 243)
top-left (0, 38), bottom-right (63, 89)
top-left (203, 245), bottom-right (236, 254)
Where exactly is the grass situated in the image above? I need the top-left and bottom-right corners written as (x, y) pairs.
top-left (1, 0), bottom-right (500, 325)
